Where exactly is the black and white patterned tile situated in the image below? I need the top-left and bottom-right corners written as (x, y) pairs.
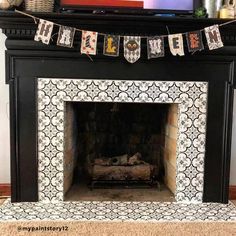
top-left (0, 200), bottom-right (236, 222)
top-left (38, 79), bottom-right (208, 203)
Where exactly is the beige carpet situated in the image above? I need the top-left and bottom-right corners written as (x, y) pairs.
top-left (0, 221), bottom-right (236, 236)
top-left (0, 199), bottom-right (236, 236)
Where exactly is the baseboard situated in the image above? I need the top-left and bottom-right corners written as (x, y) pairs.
top-left (0, 184), bottom-right (11, 197)
top-left (0, 184), bottom-right (236, 200)
top-left (229, 185), bottom-right (236, 200)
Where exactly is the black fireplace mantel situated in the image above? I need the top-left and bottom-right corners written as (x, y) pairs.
top-left (1, 10), bottom-right (236, 61)
top-left (0, 11), bottom-right (235, 203)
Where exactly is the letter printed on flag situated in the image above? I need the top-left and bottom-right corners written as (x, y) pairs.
top-left (103, 35), bottom-right (120, 57)
top-left (204, 25), bottom-right (223, 50)
top-left (168, 34), bottom-right (184, 56)
top-left (57, 26), bottom-right (76, 48)
top-left (186, 31), bottom-right (204, 52)
top-left (147, 36), bottom-right (165, 59)
top-left (81, 31), bottom-right (98, 55)
top-left (34, 19), bottom-right (54, 45)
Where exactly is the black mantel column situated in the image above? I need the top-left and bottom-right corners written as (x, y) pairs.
top-left (0, 11), bottom-right (235, 203)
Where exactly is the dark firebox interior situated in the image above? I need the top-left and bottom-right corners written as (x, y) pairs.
top-left (64, 102), bottom-right (175, 202)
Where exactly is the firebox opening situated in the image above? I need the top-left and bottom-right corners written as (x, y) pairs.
top-left (64, 102), bottom-right (178, 202)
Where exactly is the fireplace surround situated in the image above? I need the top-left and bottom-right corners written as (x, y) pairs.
top-left (0, 11), bottom-right (235, 204)
top-left (38, 78), bottom-right (207, 203)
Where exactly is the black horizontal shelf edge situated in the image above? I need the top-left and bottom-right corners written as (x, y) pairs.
top-left (0, 10), bottom-right (235, 25)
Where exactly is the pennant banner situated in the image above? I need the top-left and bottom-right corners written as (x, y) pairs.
top-left (34, 19), bottom-right (54, 45)
top-left (57, 26), bottom-right (75, 48)
top-left (168, 34), bottom-right (185, 56)
top-left (81, 30), bottom-right (98, 55)
top-left (147, 36), bottom-right (165, 59)
top-left (16, 10), bottom-right (233, 63)
top-left (204, 25), bottom-right (224, 50)
top-left (124, 36), bottom-right (141, 63)
top-left (103, 35), bottom-right (120, 57)
top-left (186, 31), bottom-right (204, 52)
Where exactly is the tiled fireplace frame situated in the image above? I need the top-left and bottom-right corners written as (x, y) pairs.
top-left (38, 78), bottom-right (208, 203)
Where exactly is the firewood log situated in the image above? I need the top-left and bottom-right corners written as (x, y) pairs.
top-left (94, 158), bottom-right (110, 166)
top-left (128, 152), bottom-right (143, 165)
top-left (91, 164), bottom-right (153, 181)
top-left (111, 154), bottom-right (128, 165)
top-left (94, 154), bottom-right (128, 166)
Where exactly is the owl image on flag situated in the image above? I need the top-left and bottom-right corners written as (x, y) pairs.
top-left (124, 36), bottom-right (141, 63)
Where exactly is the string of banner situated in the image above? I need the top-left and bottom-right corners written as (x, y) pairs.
top-left (15, 9), bottom-right (236, 63)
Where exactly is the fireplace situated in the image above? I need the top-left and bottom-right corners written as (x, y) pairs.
top-left (38, 78), bottom-right (207, 203)
top-left (64, 102), bottom-right (174, 202)
top-left (0, 12), bottom-right (234, 204)
top-left (63, 102), bottom-right (179, 202)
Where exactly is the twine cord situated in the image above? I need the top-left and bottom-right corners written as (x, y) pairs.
top-left (86, 53), bottom-right (94, 61)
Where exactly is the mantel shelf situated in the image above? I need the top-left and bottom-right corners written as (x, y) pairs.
top-left (0, 9), bottom-right (233, 22)
top-left (0, 10), bottom-right (236, 32)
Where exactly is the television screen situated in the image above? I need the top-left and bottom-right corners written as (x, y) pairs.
top-left (60, 0), bottom-right (194, 12)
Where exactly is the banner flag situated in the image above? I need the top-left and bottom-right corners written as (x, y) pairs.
top-left (103, 35), bottom-right (120, 57)
top-left (168, 34), bottom-right (185, 56)
top-left (186, 31), bottom-right (204, 52)
top-left (124, 36), bottom-right (141, 63)
top-left (204, 25), bottom-right (224, 50)
top-left (81, 31), bottom-right (98, 55)
top-left (147, 36), bottom-right (165, 59)
top-left (57, 26), bottom-right (76, 48)
top-left (23, 10), bottom-right (229, 61)
top-left (34, 19), bottom-right (54, 45)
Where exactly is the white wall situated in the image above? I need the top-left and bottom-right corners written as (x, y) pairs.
top-left (230, 95), bottom-right (236, 185)
top-left (0, 30), bottom-right (10, 183)
top-left (0, 30), bottom-right (235, 185)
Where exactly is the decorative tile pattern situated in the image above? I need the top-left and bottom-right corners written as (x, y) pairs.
top-left (0, 200), bottom-right (236, 222)
top-left (38, 79), bottom-right (208, 203)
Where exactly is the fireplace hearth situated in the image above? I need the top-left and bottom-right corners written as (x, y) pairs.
top-left (0, 12), bottom-right (235, 204)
